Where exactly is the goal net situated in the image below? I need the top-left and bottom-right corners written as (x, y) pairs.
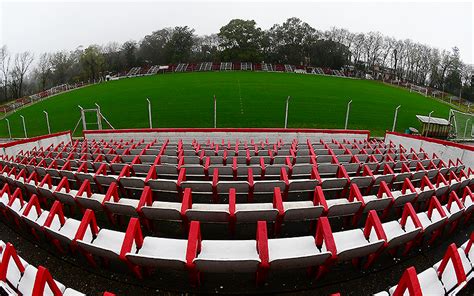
top-left (449, 109), bottom-right (474, 140)
top-left (410, 84), bottom-right (428, 97)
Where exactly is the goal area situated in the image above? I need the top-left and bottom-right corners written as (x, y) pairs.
top-left (449, 109), bottom-right (474, 141)
top-left (409, 84), bottom-right (428, 97)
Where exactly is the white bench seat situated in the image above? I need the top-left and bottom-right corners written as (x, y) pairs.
top-left (45, 218), bottom-right (88, 245)
top-left (381, 220), bottom-right (421, 249)
top-left (76, 193), bottom-right (106, 212)
top-left (141, 201), bottom-right (182, 220)
top-left (104, 198), bottom-right (139, 217)
top-left (186, 203), bottom-right (229, 222)
top-left (17, 265), bottom-right (66, 296)
top-left (126, 236), bottom-right (188, 269)
top-left (283, 201), bottom-right (323, 221)
top-left (119, 176), bottom-right (146, 190)
top-left (235, 203), bottom-right (278, 222)
top-left (332, 228), bottom-right (384, 261)
top-left (194, 240), bottom-right (260, 272)
top-left (325, 198), bottom-right (361, 217)
top-left (267, 236), bottom-right (331, 270)
top-left (78, 229), bottom-right (134, 260)
top-left (388, 268), bottom-right (445, 295)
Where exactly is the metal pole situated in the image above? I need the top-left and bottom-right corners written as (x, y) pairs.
top-left (43, 111), bottom-right (51, 134)
top-left (20, 115), bottom-right (27, 138)
top-left (459, 87), bottom-right (462, 107)
top-left (426, 111), bottom-right (434, 137)
top-left (392, 105), bottom-right (401, 132)
top-left (464, 119), bottom-right (470, 139)
top-left (95, 103), bottom-right (102, 130)
top-left (5, 119), bottom-right (11, 139)
top-left (344, 100), bottom-right (352, 129)
top-left (213, 94), bottom-right (216, 128)
top-left (79, 105), bottom-right (86, 131)
top-left (284, 96), bottom-right (291, 129)
top-left (146, 98), bottom-right (152, 128)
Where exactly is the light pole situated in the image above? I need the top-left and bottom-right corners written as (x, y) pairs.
top-left (5, 119), bottom-right (11, 139)
top-left (43, 111), bottom-right (51, 134)
top-left (284, 96), bottom-right (291, 129)
top-left (392, 105), bottom-right (401, 132)
top-left (146, 98), bottom-right (152, 128)
top-left (20, 115), bottom-right (27, 138)
top-left (344, 100), bottom-right (352, 129)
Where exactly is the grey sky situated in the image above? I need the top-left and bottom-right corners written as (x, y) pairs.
top-left (1, 0), bottom-right (473, 63)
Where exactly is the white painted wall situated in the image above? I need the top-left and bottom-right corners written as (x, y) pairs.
top-left (385, 133), bottom-right (474, 170)
top-left (0, 133), bottom-right (72, 157)
top-left (84, 130), bottom-right (369, 143)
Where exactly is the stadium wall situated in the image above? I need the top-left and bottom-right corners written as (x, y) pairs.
top-left (83, 128), bottom-right (370, 143)
top-left (384, 131), bottom-right (474, 169)
top-left (0, 131), bottom-right (72, 157)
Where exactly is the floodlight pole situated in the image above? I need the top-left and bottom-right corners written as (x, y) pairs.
top-left (5, 119), bottom-right (11, 139)
top-left (146, 98), bottom-right (152, 128)
top-left (284, 96), bottom-right (291, 129)
top-left (344, 100), bottom-right (352, 129)
top-left (464, 119), bottom-right (470, 139)
top-left (43, 111), bottom-right (51, 134)
top-left (20, 115), bottom-right (27, 138)
top-left (426, 111), bottom-right (434, 137)
top-left (392, 105), bottom-right (401, 132)
top-left (213, 94), bottom-right (217, 128)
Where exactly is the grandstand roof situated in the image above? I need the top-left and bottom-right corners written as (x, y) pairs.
top-left (416, 115), bottom-right (450, 126)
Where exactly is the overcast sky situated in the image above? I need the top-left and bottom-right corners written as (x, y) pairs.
top-left (0, 0), bottom-right (473, 64)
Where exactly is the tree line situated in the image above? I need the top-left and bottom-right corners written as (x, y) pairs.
top-left (0, 17), bottom-right (471, 103)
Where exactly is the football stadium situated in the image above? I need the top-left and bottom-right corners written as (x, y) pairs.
top-left (0, 1), bottom-right (473, 296)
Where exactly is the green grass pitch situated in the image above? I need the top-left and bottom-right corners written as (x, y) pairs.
top-left (1, 71), bottom-right (453, 138)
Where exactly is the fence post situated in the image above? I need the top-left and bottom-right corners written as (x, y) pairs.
top-left (79, 106), bottom-right (86, 131)
top-left (5, 119), bottom-right (11, 139)
top-left (213, 94), bottom-right (217, 128)
top-left (392, 105), bottom-right (401, 132)
top-left (344, 100), bottom-right (352, 129)
top-left (147, 98), bottom-right (152, 128)
top-left (20, 115), bottom-right (27, 138)
top-left (425, 111), bottom-right (434, 137)
top-left (284, 96), bottom-right (291, 129)
top-left (95, 103), bottom-right (102, 130)
top-left (43, 111), bottom-right (51, 134)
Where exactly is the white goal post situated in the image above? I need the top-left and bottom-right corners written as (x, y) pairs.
top-left (449, 109), bottom-right (474, 141)
top-left (409, 84), bottom-right (428, 97)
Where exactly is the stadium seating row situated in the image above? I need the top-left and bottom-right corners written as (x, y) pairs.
top-left (4, 140), bottom-right (467, 184)
top-left (0, 240), bottom-right (115, 296)
top-left (7, 171), bottom-right (472, 231)
top-left (374, 232), bottom-right (474, 295)
top-left (0, 134), bottom-right (472, 294)
top-left (1, 179), bottom-right (471, 287)
top-left (2, 160), bottom-right (473, 227)
top-left (2, 155), bottom-right (470, 206)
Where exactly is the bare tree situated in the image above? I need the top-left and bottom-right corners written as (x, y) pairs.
top-left (34, 53), bottom-right (52, 91)
top-left (11, 51), bottom-right (34, 98)
top-left (0, 45), bottom-right (11, 100)
top-left (351, 33), bottom-right (365, 64)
